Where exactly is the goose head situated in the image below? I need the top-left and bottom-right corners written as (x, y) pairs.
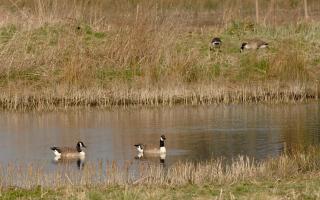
top-left (160, 135), bottom-right (166, 141)
top-left (240, 42), bottom-right (248, 52)
top-left (134, 144), bottom-right (144, 153)
top-left (76, 141), bottom-right (87, 152)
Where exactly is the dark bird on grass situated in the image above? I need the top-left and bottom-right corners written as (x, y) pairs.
top-left (210, 37), bottom-right (222, 50)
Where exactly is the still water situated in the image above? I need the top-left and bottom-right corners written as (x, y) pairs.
top-left (0, 103), bottom-right (319, 172)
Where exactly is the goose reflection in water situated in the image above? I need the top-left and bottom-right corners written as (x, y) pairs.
top-left (134, 152), bottom-right (166, 167)
top-left (160, 153), bottom-right (166, 167)
top-left (53, 156), bottom-right (85, 170)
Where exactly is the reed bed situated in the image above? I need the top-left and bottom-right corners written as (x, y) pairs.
top-left (1, 147), bottom-right (320, 188)
top-left (0, 82), bottom-right (318, 110)
top-left (1, 147), bottom-right (320, 199)
top-left (0, 83), bottom-right (320, 110)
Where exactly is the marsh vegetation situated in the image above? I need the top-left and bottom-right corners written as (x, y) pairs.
top-left (1, 1), bottom-right (320, 198)
top-left (0, 0), bottom-right (319, 110)
top-left (1, 147), bottom-right (320, 199)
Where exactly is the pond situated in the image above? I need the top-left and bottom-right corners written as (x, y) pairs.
top-left (0, 103), bottom-right (319, 174)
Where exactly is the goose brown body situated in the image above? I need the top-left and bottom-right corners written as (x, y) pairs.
top-left (134, 135), bottom-right (166, 156)
top-left (51, 141), bottom-right (86, 159)
top-left (240, 39), bottom-right (268, 52)
top-left (136, 145), bottom-right (163, 154)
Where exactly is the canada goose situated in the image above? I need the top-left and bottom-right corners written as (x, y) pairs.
top-left (210, 37), bottom-right (222, 50)
top-left (50, 141), bottom-right (86, 159)
top-left (134, 135), bottom-right (166, 155)
top-left (240, 39), bottom-right (268, 52)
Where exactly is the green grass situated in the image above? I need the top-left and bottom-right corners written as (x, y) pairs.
top-left (238, 53), bottom-right (269, 80)
top-left (95, 67), bottom-right (143, 83)
top-left (1, 176), bottom-right (320, 199)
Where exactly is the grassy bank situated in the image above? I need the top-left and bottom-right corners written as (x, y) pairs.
top-left (0, 0), bottom-right (320, 110)
top-left (2, 176), bottom-right (320, 199)
top-left (1, 147), bottom-right (320, 199)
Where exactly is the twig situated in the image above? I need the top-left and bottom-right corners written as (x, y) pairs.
top-left (65, 174), bottom-right (74, 186)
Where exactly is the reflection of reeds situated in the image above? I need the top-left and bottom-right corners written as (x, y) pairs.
top-left (1, 147), bottom-right (320, 188)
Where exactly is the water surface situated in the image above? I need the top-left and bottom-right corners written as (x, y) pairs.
top-left (0, 103), bottom-right (319, 172)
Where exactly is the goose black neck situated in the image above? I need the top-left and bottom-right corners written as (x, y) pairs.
top-left (76, 144), bottom-right (82, 152)
top-left (160, 140), bottom-right (165, 147)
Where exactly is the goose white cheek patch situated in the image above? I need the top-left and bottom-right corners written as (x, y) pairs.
top-left (260, 45), bottom-right (268, 49)
top-left (53, 150), bottom-right (61, 156)
top-left (137, 146), bottom-right (143, 153)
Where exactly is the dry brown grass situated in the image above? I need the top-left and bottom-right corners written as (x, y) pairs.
top-left (0, 0), bottom-right (319, 110)
top-left (0, 147), bottom-right (320, 188)
top-left (268, 44), bottom-right (310, 82)
top-left (0, 82), bottom-right (318, 110)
